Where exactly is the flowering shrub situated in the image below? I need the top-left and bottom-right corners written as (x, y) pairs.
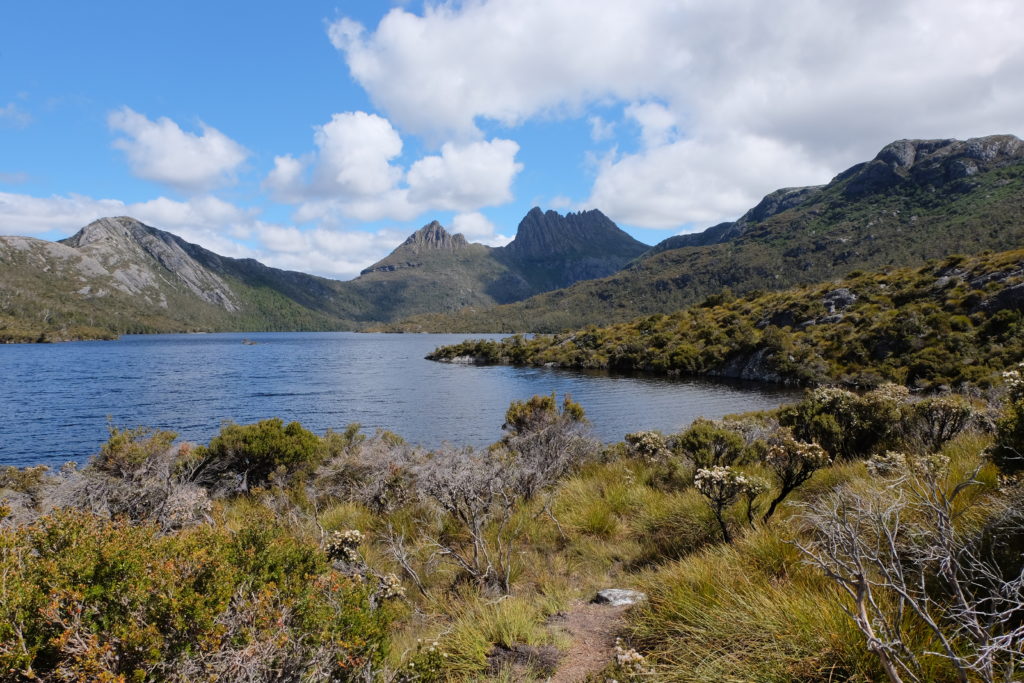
top-left (609, 638), bottom-right (653, 679)
top-left (992, 363), bottom-right (1024, 472)
top-left (694, 466), bottom-right (761, 542)
top-left (625, 431), bottom-right (671, 463)
top-left (866, 450), bottom-right (909, 477)
top-left (762, 430), bottom-right (831, 522)
top-left (326, 528), bottom-right (365, 564)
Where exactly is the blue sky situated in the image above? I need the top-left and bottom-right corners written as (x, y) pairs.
top-left (2, 1), bottom-right (1022, 278)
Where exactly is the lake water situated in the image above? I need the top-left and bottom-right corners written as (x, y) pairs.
top-left (1, 332), bottom-right (802, 468)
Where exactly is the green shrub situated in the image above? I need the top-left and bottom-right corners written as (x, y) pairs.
top-left (671, 418), bottom-right (746, 470)
top-left (780, 385), bottom-right (907, 460)
top-left (0, 508), bottom-right (392, 680)
top-left (186, 418), bottom-right (326, 491)
top-left (992, 363), bottom-right (1024, 472)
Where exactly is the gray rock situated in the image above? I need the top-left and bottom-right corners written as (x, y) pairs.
top-left (593, 589), bottom-right (647, 606)
top-left (823, 288), bottom-right (858, 314)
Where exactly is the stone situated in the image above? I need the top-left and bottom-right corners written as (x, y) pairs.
top-left (592, 589), bottom-right (647, 606)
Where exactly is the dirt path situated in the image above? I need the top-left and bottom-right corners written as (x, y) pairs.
top-left (546, 601), bottom-right (629, 682)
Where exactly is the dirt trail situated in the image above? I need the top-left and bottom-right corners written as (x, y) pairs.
top-left (546, 601), bottom-right (629, 682)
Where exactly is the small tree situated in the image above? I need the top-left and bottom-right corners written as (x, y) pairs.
top-left (694, 466), bottom-right (760, 543)
top-left (761, 430), bottom-right (831, 523)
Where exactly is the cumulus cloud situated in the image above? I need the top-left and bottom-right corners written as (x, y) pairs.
top-left (108, 107), bottom-right (249, 193)
top-left (451, 212), bottom-right (513, 246)
top-left (265, 112), bottom-right (403, 202)
top-left (265, 112), bottom-right (522, 223)
top-left (330, 0), bottom-right (1024, 229)
top-left (0, 192), bottom-right (127, 235)
top-left (407, 140), bottom-right (521, 210)
top-left (588, 134), bottom-right (830, 229)
top-left (252, 224), bottom-right (407, 279)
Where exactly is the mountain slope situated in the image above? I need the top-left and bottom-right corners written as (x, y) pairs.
top-left (0, 208), bottom-right (650, 340)
top-left (0, 217), bottom-right (353, 341)
top-left (331, 209), bottom-right (650, 322)
top-left (428, 247), bottom-right (1024, 389)
top-left (392, 134), bottom-right (1024, 332)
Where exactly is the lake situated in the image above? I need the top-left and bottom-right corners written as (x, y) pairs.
top-left (1, 332), bottom-right (802, 468)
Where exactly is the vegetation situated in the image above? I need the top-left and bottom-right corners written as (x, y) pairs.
top-left (392, 147), bottom-right (1024, 333)
top-left (2, 374), bottom-right (1022, 680)
top-left (429, 248), bottom-right (1024, 389)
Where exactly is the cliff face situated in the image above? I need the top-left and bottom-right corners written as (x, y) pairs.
top-left (348, 209), bottom-right (651, 317)
top-left (495, 208), bottom-right (650, 291)
top-left (60, 217), bottom-right (239, 311)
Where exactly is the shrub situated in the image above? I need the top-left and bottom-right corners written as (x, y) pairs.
top-left (0, 508), bottom-right (393, 681)
top-left (780, 385), bottom-right (908, 460)
top-left (991, 363), bottom-right (1024, 473)
top-left (671, 418), bottom-right (746, 470)
top-left (185, 418), bottom-right (326, 492)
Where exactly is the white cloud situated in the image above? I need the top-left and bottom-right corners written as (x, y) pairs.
top-left (407, 139), bottom-right (521, 211)
top-left (331, 0), bottom-right (1024, 229)
top-left (588, 134), bottom-right (830, 229)
top-left (108, 107), bottom-right (249, 193)
top-left (0, 192), bottom-right (127, 235)
top-left (451, 212), bottom-right (512, 246)
top-left (265, 112), bottom-right (403, 202)
top-left (626, 102), bottom-right (678, 149)
top-left (266, 112), bottom-right (523, 223)
top-left (252, 225), bottom-right (407, 279)
top-left (588, 116), bottom-right (615, 143)
top-left (0, 190), bottom-right (409, 280)
top-left (0, 102), bottom-right (32, 128)
top-left (0, 192), bottom-right (256, 258)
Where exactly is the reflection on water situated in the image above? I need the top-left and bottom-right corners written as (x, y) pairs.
top-left (0, 332), bottom-right (802, 467)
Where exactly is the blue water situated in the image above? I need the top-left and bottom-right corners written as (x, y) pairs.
top-left (0, 332), bottom-right (802, 467)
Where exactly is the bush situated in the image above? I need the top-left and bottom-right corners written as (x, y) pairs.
top-left (780, 385), bottom-right (908, 460)
top-left (0, 508), bottom-right (393, 681)
top-left (670, 418), bottom-right (746, 470)
top-left (185, 418), bottom-right (326, 492)
top-left (992, 363), bottom-right (1024, 472)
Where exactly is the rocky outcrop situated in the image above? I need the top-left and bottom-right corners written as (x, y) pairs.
top-left (61, 217), bottom-right (239, 311)
top-left (839, 134), bottom-right (1024, 198)
top-left (360, 221), bottom-right (469, 275)
top-left (592, 589), bottom-right (647, 606)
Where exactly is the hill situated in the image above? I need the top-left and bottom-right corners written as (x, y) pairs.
top-left (428, 247), bottom-right (1024, 389)
top-left (393, 134), bottom-right (1024, 332)
top-left (0, 208), bottom-right (648, 341)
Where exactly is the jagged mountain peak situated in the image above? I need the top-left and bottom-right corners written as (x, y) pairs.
top-left (504, 207), bottom-right (646, 258)
top-left (399, 220), bottom-right (468, 253)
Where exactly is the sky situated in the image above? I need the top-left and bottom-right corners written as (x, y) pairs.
top-left (1, 1), bottom-right (1022, 280)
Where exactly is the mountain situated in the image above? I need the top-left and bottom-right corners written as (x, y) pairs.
top-left (389, 134), bottom-right (1024, 332)
top-left (0, 208), bottom-right (648, 341)
top-left (323, 208), bottom-right (649, 322)
top-left (0, 216), bottom-right (355, 341)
